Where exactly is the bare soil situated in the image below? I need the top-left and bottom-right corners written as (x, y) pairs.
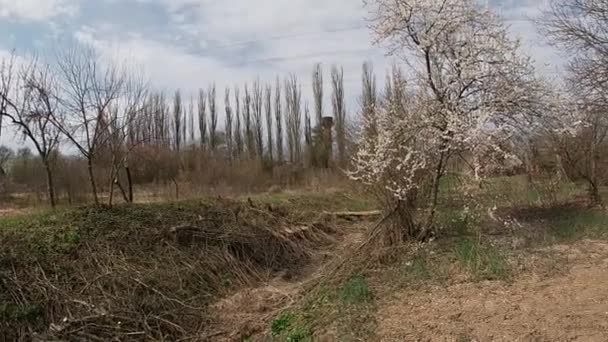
top-left (377, 240), bottom-right (608, 342)
top-left (208, 221), bottom-right (367, 341)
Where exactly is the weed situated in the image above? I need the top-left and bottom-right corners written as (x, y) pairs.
top-left (455, 238), bottom-right (509, 280)
top-left (286, 326), bottom-right (312, 342)
top-left (272, 312), bottom-right (295, 336)
top-left (338, 274), bottom-right (371, 304)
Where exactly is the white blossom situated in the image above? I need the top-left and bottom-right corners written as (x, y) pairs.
top-left (355, 0), bottom-right (542, 206)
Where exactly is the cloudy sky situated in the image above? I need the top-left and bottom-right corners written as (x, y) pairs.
top-left (0, 0), bottom-right (562, 149)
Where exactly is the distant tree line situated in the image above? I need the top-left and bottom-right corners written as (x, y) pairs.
top-left (0, 46), bottom-right (383, 207)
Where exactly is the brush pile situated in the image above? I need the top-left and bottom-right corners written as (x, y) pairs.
top-left (0, 199), bottom-right (334, 341)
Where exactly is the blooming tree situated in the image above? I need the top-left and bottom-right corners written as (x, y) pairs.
top-left (353, 0), bottom-right (542, 240)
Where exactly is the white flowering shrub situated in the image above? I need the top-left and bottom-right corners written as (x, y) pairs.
top-left (353, 0), bottom-right (543, 240)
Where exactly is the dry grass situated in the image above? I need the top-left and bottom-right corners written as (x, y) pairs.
top-left (0, 197), bottom-right (339, 341)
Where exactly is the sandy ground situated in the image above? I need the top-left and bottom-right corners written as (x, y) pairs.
top-left (377, 240), bottom-right (608, 342)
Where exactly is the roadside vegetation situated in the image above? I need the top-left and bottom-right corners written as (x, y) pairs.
top-left (2, 0), bottom-right (608, 340)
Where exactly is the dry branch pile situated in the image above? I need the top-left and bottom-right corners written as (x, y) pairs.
top-left (0, 199), bottom-right (334, 341)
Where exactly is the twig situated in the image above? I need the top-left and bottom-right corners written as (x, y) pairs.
top-left (131, 277), bottom-right (205, 310)
top-left (79, 272), bottom-right (112, 294)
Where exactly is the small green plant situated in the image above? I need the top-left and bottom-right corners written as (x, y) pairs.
top-left (286, 326), bottom-right (312, 342)
top-left (271, 311), bottom-right (312, 341)
top-left (455, 238), bottom-right (509, 280)
top-left (272, 312), bottom-right (295, 336)
top-left (338, 274), bottom-right (371, 304)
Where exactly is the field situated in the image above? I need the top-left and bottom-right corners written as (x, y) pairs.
top-left (1, 176), bottom-right (608, 341)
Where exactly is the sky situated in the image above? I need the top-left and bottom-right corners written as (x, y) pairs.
top-left (0, 0), bottom-right (562, 150)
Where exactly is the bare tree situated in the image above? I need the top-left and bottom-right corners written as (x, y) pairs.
top-left (208, 84), bottom-right (218, 151)
top-left (274, 77), bottom-right (284, 163)
top-left (284, 75), bottom-right (302, 164)
top-left (149, 92), bottom-right (170, 147)
top-left (361, 62), bottom-right (378, 140)
top-left (0, 56), bottom-right (61, 207)
top-left (252, 79), bottom-right (264, 158)
top-left (312, 63), bottom-right (324, 125)
top-left (181, 102), bottom-right (187, 149)
top-left (224, 87), bottom-right (233, 161)
top-left (304, 101), bottom-right (313, 165)
top-left (188, 96), bottom-right (195, 144)
top-left (541, 0), bottom-right (608, 95)
top-left (52, 46), bottom-right (126, 205)
top-left (265, 84), bottom-right (273, 164)
top-left (198, 89), bottom-right (207, 151)
top-left (544, 87), bottom-right (608, 204)
top-left (234, 86), bottom-right (243, 158)
top-left (243, 84), bottom-right (255, 159)
top-left (173, 89), bottom-right (183, 153)
top-left (105, 71), bottom-right (148, 206)
top-left (331, 65), bottom-right (346, 167)
top-left (539, 0), bottom-right (608, 203)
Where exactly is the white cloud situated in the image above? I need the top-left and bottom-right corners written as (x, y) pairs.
top-left (73, 0), bottom-right (564, 121)
top-left (73, 23), bottom-right (391, 119)
top-left (0, 0), bottom-right (78, 22)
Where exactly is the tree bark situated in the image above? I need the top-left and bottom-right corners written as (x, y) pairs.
top-left (87, 157), bottom-right (100, 205)
top-left (422, 152), bottom-right (446, 239)
top-left (115, 173), bottom-right (129, 203)
top-left (590, 137), bottom-right (602, 205)
top-left (108, 164), bottom-right (116, 208)
top-left (125, 164), bottom-right (134, 203)
top-left (43, 160), bottom-right (56, 208)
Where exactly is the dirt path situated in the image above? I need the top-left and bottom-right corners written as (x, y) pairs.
top-left (377, 240), bottom-right (608, 342)
top-left (208, 221), bottom-right (367, 341)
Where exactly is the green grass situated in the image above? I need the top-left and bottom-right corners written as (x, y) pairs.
top-left (338, 274), bottom-right (371, 305)
top-left (548, 210), bottom-right (608, 240)
top-left (271, 311), bottom-right (312, 341)
top-left (480, 175), bottom-right (583, 207)
top-left (455, 238), bottom-right (510, 280)
top-left (270, 274), bottom-right (376, 341)
top-left (272, 312), bottom-right (296, 336)
top-left (285, 326), bottom-right (312, 342)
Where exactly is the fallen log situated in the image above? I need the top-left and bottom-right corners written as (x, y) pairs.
top-left (325, 210), bottom-right (382, 219)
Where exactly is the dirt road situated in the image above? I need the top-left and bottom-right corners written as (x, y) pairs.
top-left (377, 240), bottom-right (608, 341)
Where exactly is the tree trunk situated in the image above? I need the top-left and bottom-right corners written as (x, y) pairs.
top-left (108, 165), bottom-right (116, 208)
top-left (125, 164), bottom-right (134, 203)
top-left (172, 178), bottom-right (179, 200)
top-left (87, 157), bottom-right (100, 205)
top-left (589, 181), bottom-right (602, 206)
top-left (589, 135), bottom-right (602, 205)
top-left (115, 173), bottom-right (129, 203)
top-left (422, 152), bottom-right (446, 239)
top-left (43, 160), bottom-right (56, 208)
